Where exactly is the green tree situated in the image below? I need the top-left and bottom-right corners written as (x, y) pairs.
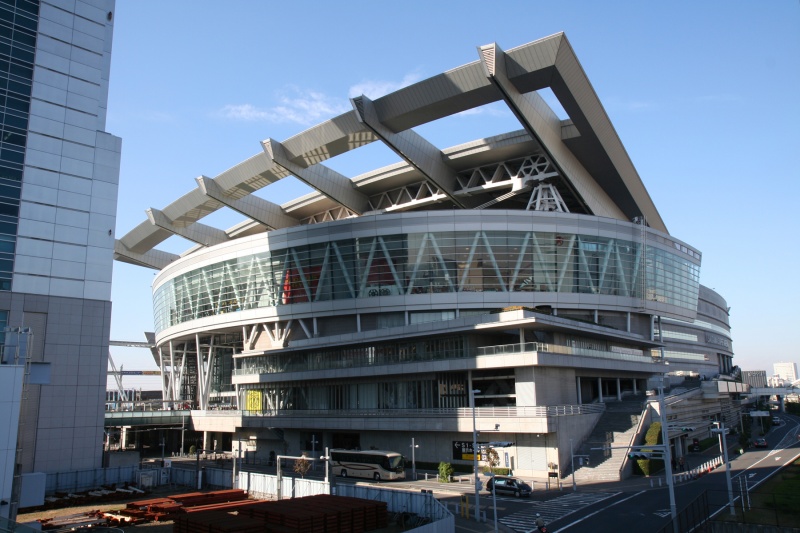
top-left (438, 462), bottom-right (454, 483)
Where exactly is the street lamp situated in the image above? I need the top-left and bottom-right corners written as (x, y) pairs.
top-left (570, 439), bottom-right (576, 492)
top-left (471, 388), bottom-right (481, 523)
top-left (657, 373), bottom-right (677, 527)
top-left (713, 421), bottom-right (735, 515)
top-left (410, 438), bottom-right (419, 480)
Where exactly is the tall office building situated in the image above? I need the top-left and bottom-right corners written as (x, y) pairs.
top-left (0, 0), bottom-right (119, 489)
top-left (773, 362), bottom-right (797, 384)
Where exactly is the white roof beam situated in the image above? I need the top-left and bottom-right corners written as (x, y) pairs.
top-left (478, 42), bottom-right (625, 221)
top-left (263, 138), bottom-right (370, 215)
top-left (114, 241), bottom-right (179, 270)
top-left (351, 95), bottom-right (467, 209)
top-left (146, 207), bottom-right (229, 247)
top-left (196, 176), bottom-right (298, 230)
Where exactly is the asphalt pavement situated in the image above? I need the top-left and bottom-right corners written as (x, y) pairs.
top-left (446, 415), bottom-right (800, 533)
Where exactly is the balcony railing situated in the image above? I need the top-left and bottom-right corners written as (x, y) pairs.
top-left (234, 341), bottom-right (659, 377)
top-left (477, 342), bottom-right (659, 363)
top-left (238, 403), bottom-right (606, 419)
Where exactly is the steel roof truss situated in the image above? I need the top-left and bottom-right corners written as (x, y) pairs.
top-left (352, 95), bottom-right (467, 208)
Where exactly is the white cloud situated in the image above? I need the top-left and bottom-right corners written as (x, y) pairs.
top-left (455, 104), bottom-right (510, 118)
top-left (348, 72), bottom-right (423, 99)
top-left (218, 87), bottom-right (350, 126)
top-left (217, 72), bottom-right (426, 125)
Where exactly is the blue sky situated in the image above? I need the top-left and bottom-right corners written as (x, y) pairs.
top-left (105, 1), bottom-right (800, 386)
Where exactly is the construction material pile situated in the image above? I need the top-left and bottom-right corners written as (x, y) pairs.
top-left (26, 484), bottom-right (147, 512)
top-left (118, 488), bottom-right (248, 522)
top-left (174, 494), bottom-right (388, 533)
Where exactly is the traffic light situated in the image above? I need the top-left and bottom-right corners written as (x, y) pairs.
top-left (628, 452), bottom-right (652, 459)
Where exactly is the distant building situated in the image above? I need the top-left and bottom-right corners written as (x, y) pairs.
top-left (773, 362), bottom-right (798, 384)
top-left (742, 370), bottom-right (767, 389)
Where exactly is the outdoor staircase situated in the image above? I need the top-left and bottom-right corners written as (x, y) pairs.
top-left (567, 395), bottom-right (646, 482)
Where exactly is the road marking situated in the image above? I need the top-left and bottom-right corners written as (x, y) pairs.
top-left (499, 492), bottom-right (618, 532)
top-left (654, 510), bottom-right (671, 518)
top-left (556, 491), bottom-right (645, 532)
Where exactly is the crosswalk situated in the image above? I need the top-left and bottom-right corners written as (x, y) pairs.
top-left (500, 492), bottom-right (620, 532)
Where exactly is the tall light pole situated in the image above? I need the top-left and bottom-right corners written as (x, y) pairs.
top-left (714, 421), bottom-right (735, 515)
top-left (471, 388), bottom-right (481, 523)
top-left (410, 438), bottom-right (419, 480)
top-left (570, 438), bottom-right (576, 492)
top-left (657, 374), bottom-right (677, 526)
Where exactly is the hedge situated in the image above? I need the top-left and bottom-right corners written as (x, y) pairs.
top-left (631, 422), bottom-right (664, 476)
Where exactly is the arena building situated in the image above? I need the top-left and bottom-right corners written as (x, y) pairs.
top-left (114, 33), bottom-right (738, 477)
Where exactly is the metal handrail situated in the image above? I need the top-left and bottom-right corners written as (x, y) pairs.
top-left (238, 404), bottom-right (606, 418)
top-left (234, 341), bottom-right (658, 377)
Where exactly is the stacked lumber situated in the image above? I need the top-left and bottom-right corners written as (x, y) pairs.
top-left (117, 489), bottom-right (249, 522)
top-left (175, 494), bottom-right (388, 533)
top-left (174, 510), bottom-right (271, 533)
top-left (171, 489), bottom-right (248, 507)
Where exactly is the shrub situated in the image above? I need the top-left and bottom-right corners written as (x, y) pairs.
top-left (631, 422), bottom-right (664, 476)
top-left (189, 445), bottom-right (196, 455)
top-left (438, 462), bottom-right (454, 483)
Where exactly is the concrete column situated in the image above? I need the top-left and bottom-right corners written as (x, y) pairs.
top-left (598, 377), bottom-right (604, 403)
top-left (576, 377), bottom-right (582, 404)
top-left (616, 378), bottom-right (622, 401)
top-left (633, 379), bottom-right (638, 395)
top-left (204, 431), bottom-right (212, 452)
top-left (121, 426), bottom-right (129, 449)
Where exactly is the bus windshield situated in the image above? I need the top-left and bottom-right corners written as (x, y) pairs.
top-left (385, 455), bottom-right (403, 470)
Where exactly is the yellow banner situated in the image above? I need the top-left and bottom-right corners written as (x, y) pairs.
top-left (246, 390), bottom-right (262, 411)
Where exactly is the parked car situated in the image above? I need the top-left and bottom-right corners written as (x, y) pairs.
top-left (772, 417), bottom-right (782, 425)
top-left (485, 475), bottom-right (532, 498)
top-left (754, 438), bottom-right (768, 448)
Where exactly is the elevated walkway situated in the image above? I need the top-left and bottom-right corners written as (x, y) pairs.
top-left (105, 409), bottom-right (191, 427)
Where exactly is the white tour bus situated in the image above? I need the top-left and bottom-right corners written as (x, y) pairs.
top-left (329, 449), bottom-right (406, 481)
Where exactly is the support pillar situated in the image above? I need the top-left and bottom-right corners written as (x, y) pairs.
top-left (598, 377), bottom-right (604, 403)
top-left (204, 432), bottom-right (212, 452)
top-left (633, 379), bottom-right (638, 395)
top-left (121, 426), bottom-right (129, 449)
top-left (616, 378), bottom-right (622, 401)
top-left (576, 377), bottom-right (582, 404)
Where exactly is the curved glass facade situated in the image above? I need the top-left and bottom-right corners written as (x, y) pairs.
top-left (153, 229), bottom-right (700, 333)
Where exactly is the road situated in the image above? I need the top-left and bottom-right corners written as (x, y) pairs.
top-left (345, 413), bottom-right (800, 532)
top-left (545, 414), bottom-right (800, 533)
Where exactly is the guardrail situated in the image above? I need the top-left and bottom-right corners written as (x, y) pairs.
top-left (234, 340), bottom-right (660, 377)
top-left (477, 341), bottom-right (658, 363)
top-left (239, 403), bottom-right (606, 419)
